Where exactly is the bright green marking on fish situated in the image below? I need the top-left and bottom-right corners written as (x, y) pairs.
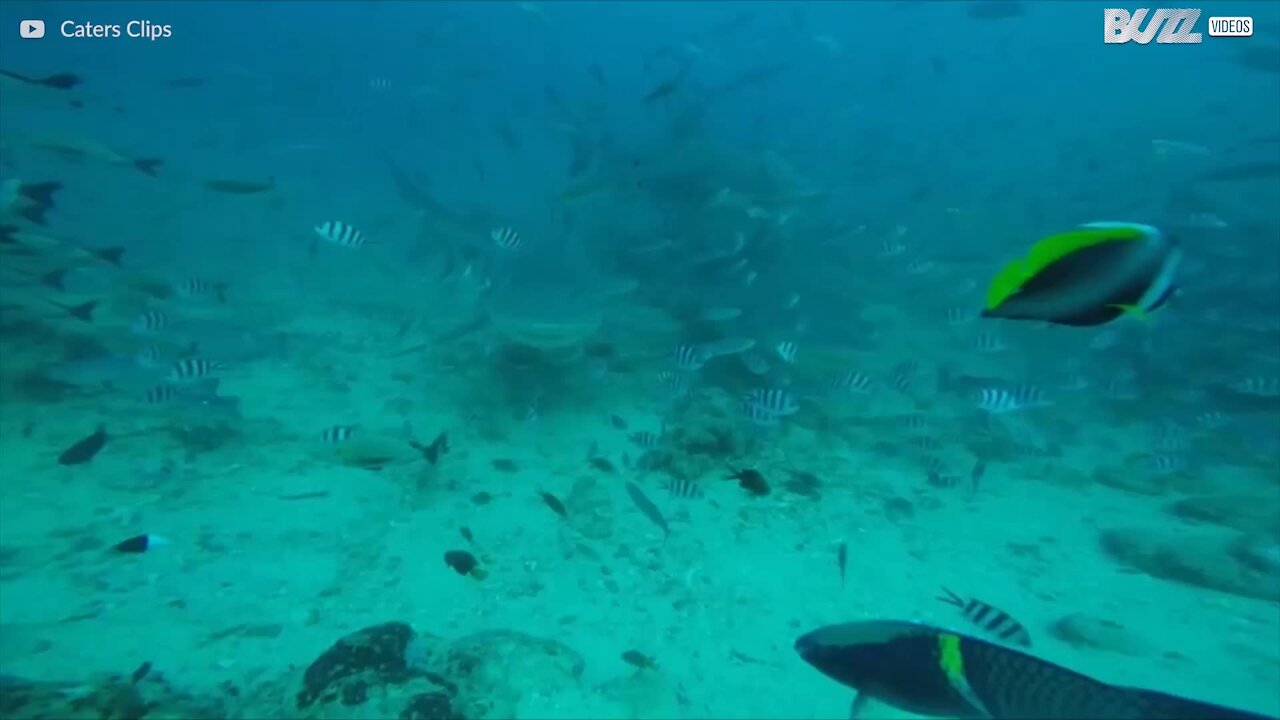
top-left (984, 225), bottom-right (1146, 311)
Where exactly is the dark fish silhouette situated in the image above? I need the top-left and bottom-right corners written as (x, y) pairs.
top-left (58, 425), bottom-right (107, 465)
top-left (0, 69), bottom-right (82, 90)
top-left (203, 177), bottom-right (275, 194)
top-left (625, 482), bottom-right (669, 537)
top-left (538, 491), bottom-right (567, 518)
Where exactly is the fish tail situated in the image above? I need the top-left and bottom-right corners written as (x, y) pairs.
top-left (936, 586), bottom-right (964, 607)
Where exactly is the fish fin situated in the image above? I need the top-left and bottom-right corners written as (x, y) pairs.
top-left (1107, 304), bottom-right (1151, 324)
top-left (849, 692), bottom-right (870, 719)
top-left (19, 181), bottom-right (61, 209)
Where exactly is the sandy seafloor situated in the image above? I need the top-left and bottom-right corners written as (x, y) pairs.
top-left (0, 304), bottom-right (1278, 720)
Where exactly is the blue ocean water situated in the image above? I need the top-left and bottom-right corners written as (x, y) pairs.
top-left (1, 1), bottom-right (1278, 718)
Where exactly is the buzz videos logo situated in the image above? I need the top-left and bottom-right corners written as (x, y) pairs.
top-left (1105, 8), bottom-right (1254, 44)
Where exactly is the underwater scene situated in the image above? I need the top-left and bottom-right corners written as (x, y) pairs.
top-left (1, 1), bottom-right (1279, 718)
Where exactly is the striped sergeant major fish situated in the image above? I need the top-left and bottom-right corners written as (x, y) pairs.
top-left (742, 387), bottom-right (799, 418)
top-left (828, 369), bottom-right (872, 394)
top-left (320, 425), bottom-right (356, 444)
top-left (775, 341), bottom-right (798, 364)
top-left (167, 357), bottom-right (223, 382)
top-left (490, 226), bottom-right (521, 251)
top-left (976, 386), bottom-right (1049, 414)
top-left (795, 619), bottom-right (1275, 720)
top-left (315, 221), bottom-right (370, 248)
top-left (673, 344), bottom-right (708, 372)
top-left (937, 587), bottom-right (1031, 647)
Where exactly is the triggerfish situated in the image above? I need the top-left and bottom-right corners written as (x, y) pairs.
top-left (981, 222), bottom-right (1181, 327)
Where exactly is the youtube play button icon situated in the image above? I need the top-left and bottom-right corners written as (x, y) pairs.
top-left (20, 19), bottom-right (45, 39)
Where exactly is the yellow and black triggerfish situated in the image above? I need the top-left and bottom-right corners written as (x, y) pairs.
top-left (981, 222), bottom-right (1182, 327)
top-left (796, 620), bottom-right (1277, 720)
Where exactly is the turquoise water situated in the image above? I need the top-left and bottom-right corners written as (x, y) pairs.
top-left (1, 1), bottom-right (1278, 718)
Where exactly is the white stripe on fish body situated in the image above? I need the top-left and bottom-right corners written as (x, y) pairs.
top-left (315, 221), bottom-right (368, 247)
top-left (143, 383), bottom-right (178, 404)
top-left (490, 226), bottom-right (521, 250)
top-left (1194, 411), bottom-right (1228, 429)
top-left (320, 425), bottom-right (357, 443)
top-left (977, 386), bottom-right (1048, 414)
top-left (1232, 376), bottom-right (1280, 397)
top-left (888, 372), bottom-right (912, 394)
top-left (742, 388), bottom-right (799, 417)
top-left (673, 345), bottom-right (707, 371)
top-left (1135, 243), bottom-right (1183, 314)
top-left (135, 345), bottom-right (165, 368)
top-left (130, 310), bottom-right (167, 334)
top-left (831, 369), bottom-right (872, 394)
top-left (629, 431), bottom-right (661, 449)
top-left (973, 333), bottom-right (1007, 354)
top-left (370, 77), bottom-right (391, 91)
top-left (175, 278), bottom-right (225, 299)
top-left (167, 357), bottom-right (222, 382)
top-left (741, 400), bottom-right (782, 427)
top-left (945, 306), bottom-right (975, 325)
top-left (775, 341), bottom-right (798, 364)
top-left (662, 478), bottom-right (703, 499)
top-left (739, 350), bottom-right (771, 376)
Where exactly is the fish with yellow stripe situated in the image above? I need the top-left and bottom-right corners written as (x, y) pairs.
top-left (796, 619), bottom-right (1275, 720)
top-left (981, 222), bottom-right (1182, 327)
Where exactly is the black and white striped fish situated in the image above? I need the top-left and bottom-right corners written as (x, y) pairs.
top-left (775, 341), bottom-right (798, 364)
top-left (888, 371), bottom-right (913, 394)
top-left (742, 388), bottom-right (799, 417)
top-left (937, 587), bottom-right (1031, 647)
top-left (662, 478), bottom-right (703, 499)
top-left (829, 369), bottom-right (872, 394)
top-left (131, 309), bottom-right (168, 334)
top-left (174, 278), bottom-right (227, 301)
top-left (977, 386), bottom-right (1048, 414)
top-left (741, 400), bottom-right (781, 428)
top-left (879, 236), bottom-right (906, 257)
top-left (320, 425), bottom-right (357, 444)
top-left (143, 383), bottom-right (179, 404)
top-left (904, 259), bottom-right (936, 275)
top-left (673, 345), bottom-right (707, 372)
top-left (167, 357), bottom-right (223, 382)
top-left (629, 430), bottom-right (662, 449)
top-left (315, 221), bottom-right (369, 248)
top-left (490, 226), bottom-right (521, 251)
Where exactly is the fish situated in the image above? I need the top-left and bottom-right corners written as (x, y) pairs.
top-left (320, 425), bottom-right (356, 444)
top-left (829, 370), bottom-right (872, 394)
top-left (775, 341), bottom-right (798, 364)
top-left (0, 179), bottom-right (61, 225)
top-left (315, 221), bottom-right (370, 248)
top-left (837, 541), bottom-right (848, 588)
top-left (539, 491), bottom-right (567, 517)
top-left (981, 222), bottom-right (1182, 327)
top-left (937, 587), bottom-right (1031, 647)
top-left (629, 430), bottom-right (662, 449)
top-left (662, 479), bottom-right (703, 499)
top-left (44, 299), bottom-right (97, 323)
top-left (443, 549), bottom-right (484, 578)
top-left (58, 425), bottom-right (108, 465)
top-left (204, 177), bottom-right (275, 194)
top-left (795, 620), bottom-right (1273, 720)
top-left (641, 75), bottom-right (683, 103)
top-left (977, 386), bottom-right (1049, 414)
top-left (131, 309), bottom-right (168, 335)
top-left (1231, 377), bottom-right (1280, 397)
top-left (728, 467), bottom-right (770, 496)
top-left (24, 133), bottom-right (161, 175)
top-left (113, 533), bottom-right (169, 554)
top-left (621, 650), bottom-right (658, 670)
top-left (625, 481), bottom-right (669, 537)
top-left (609, 414), bottom-right (628, 429)
top-left (742, 388), bottom-right (799, 418)
top-left (491, 226), bottom-right (521, 251)
top-left (173, 278), bottom-right (227, 302)
top-left (167, 357), bottom-right (223, 382)
top-left (673, 345), bottom-right (707, 372)
top-left (0, 69), bottom-right (82, 90)
top-left (409, 431), bottom-right (449, 464)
